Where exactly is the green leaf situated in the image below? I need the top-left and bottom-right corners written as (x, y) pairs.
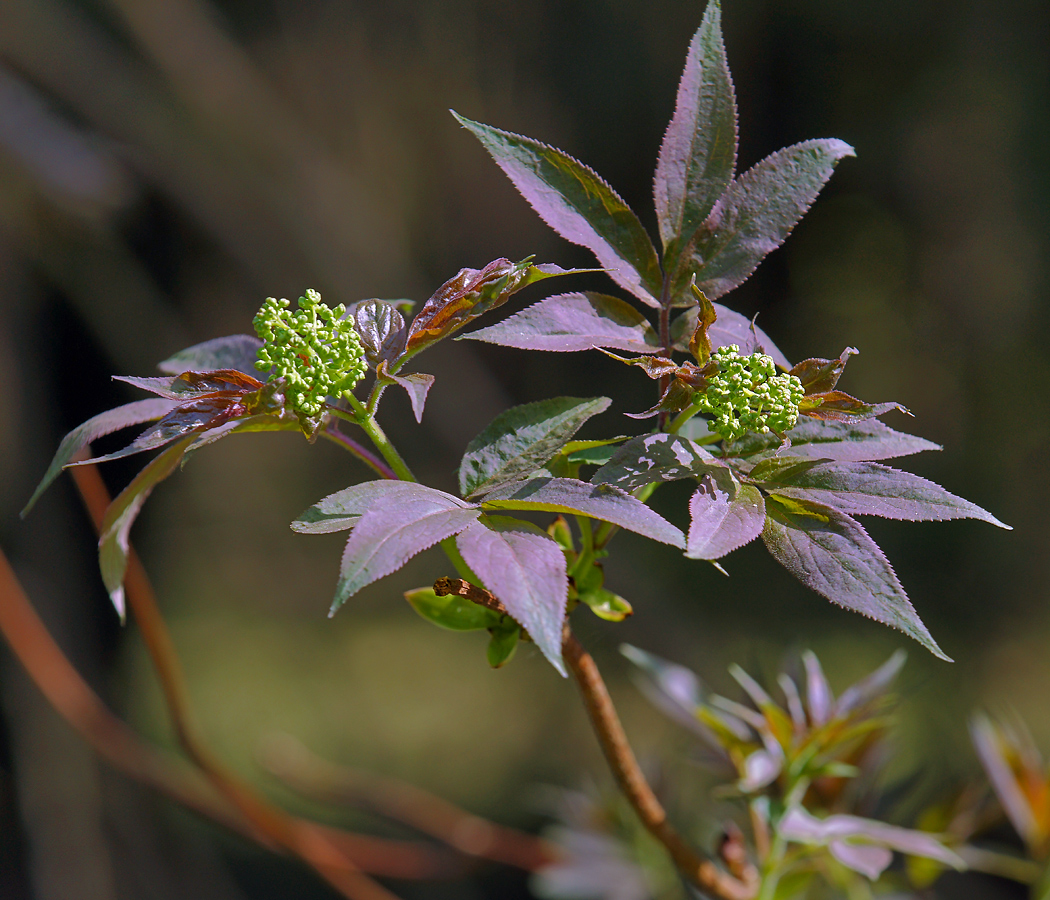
top-left (157, 335), bottom-right (263, 376)
top-left (592, 433), bottom-right (722, 493)
top-left (655, 0), bottom-right (737, 264)
top-left (480, 477), bottom-right (685, 548)
top-left (578, 587), bottom-right (633, 622)
top-left (673, 139), bottom-right (855, 300)
top-left (98, 436), bottom-right (196, 619)
top-left (757, 461), bottom-right (1010, 528)
top-left (404, 586), bottom-right (502, 631)
top-left (22, 398), bottom-right (176, 517)
top-left (452, 112), bottom-right (664, 306)
top-left (487, 624), bottom-right (520, 668)
top-left (459, 397), bottom-right (611, 499)
top-left (761, 495), bottom-right (949, 660)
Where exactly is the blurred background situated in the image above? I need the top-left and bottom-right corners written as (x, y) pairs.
top-left (0, 0), bottom-right (1046, 896)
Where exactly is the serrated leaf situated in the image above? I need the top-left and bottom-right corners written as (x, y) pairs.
top-left (294, 480), bottom-right (432, 534)
top-left (592, 432), bottom-right (722, 492)
top-left (351, 299), bottom-right (407, 367)
top-left (761, 495), bottom-right (948, 660)
top-left (333, 484), bottom-right (479, 613)
top-left (456, 517), bottom-right (569, 674)
top-left (673, 139), bottom-right (855, 300)
top-left (377, 364), bottom-right (434, 423)
top-left (114, 369), bottom-right (264, 399)
top-left (404, 586), bottom-right (502, 631)
top-left (405, 258), bottom-right (587, 354)
top-left (462, 292), bottom-right (661, 354)
top-left (453, 112), bottom-right (664, 306)
top-left (789, 347), bottom-right (858, 394)
top-left (157, 335), bottom-right (264, 376)
top-left (686, 473), bottom-right (765, 559)
top-left (98, 436), bottom-right (196, 619)
top-left (799, 391), bottom-right (908, 423)
top-left (480, 477), bottom-right (684, 547)
top-left (459, 397), bottom-right (611, 499)
top-left (757, 461), bottom-right (1010, 528)
top-left (671, 302), bottom-right (791, 369)
top-left (22, 398), bottom-right (177, 517)
top-left (654, 0), bottom-right (737, 262)
top-left (728, 418), bottom-right (940, 463)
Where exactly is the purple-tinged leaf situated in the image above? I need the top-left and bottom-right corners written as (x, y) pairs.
top-left (778, 674), bottom-right (807, 730)
top-left (452, 113), bottom-right (664, 306)
top-left (778, 807), bottom-right (964, 872)
top-left (740, 749), bottom-right (782, 792)
top-left (74, 395), bottom-right (250, 465)
top-left (654, 0), bottom-right (737, 261)
top-left (728, 418), bottom-right (940, 463)
top-left (157, 334), bottom-right (263, 376)
top-left (688, 284), bottom-right (718, 365)
top-left (457, 516), bottom-right (569, 675)
top-left (761, 495), bottom-right (949, 660)
top-left (480, 477), bottom-right (684, 547)
top-left (405, 258), bottom-right (588, 354)
top-left (459, 397), bottom-right (611, 499)
top-left (594, 348), bottom-right (684, 381)
top-left (829, 841), bottom-right (893, 880)
top-left (687, 473), bottom-right (765, 560)
top-left (789, 347), bottom-right (858, 394)
top-left (834, 650), bottom-right (906, 717)
top-left (673, 139), bottom-right (855, 300)
top-left (333, 484), bottom-right (479, 613)
top-left (183, 415), bottom-right (299, 458)
top-left (377, 363), bottom-right (434, 423)
top-left (293, 480), bottom-right (439, 535)
top-left (624, 380), bottom-right (697, 420)
top-left (351, 299), bottom-right (407, 367)
top-left (620, 644), bottom-right (720, 743)
top-left (462, 292), bottom-right (661, 354)
top-left (759, 461), bottom-right (1010, 528)
top-left (531, 828), bottom-right (651, 900)
top-left (114, 369), bottom-right (264, 399)
top-left (22, 398), bottom-right (176, 517)
top-left (802, 650), bottom-right (832, 726)
top-left (671, 303), bottom-right (791, 370)
top-left (98, 436), bottom-right (196, 619)
top-left (799, 391), bottom-right (908, 423)
top-left (592, 433), bottom-right (723, 493)
top-left (970, 715), bottom-right (1045, 851)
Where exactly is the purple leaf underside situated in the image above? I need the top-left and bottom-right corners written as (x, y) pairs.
top-left (687, 474), bottom-right (765, 560)
top-left (761, 462), bottom-right (1009, 528)
top-left (480, 477), bottom-right (684, 548)
top-left (22, 398), bottom-right (178, 517)
top-left (463, 292), bottom-right (661, 354)
top-left (592, 433), bottom-right (722, 493)
top-left (677, 139), bottom-right (855, 300)
top-left (385, 370), bottom-right (435, 423)
top-left (452, 112), bottom-right (663, 306)
top-left (654, 0), bottom-right (737, 258)
top-left (761, 496), bottom-right (948, 660)
top-left (729, 418), bottom-right (940, 463)
top-left (672, 303), bottom-right (791, 370)
top-left (157, 334), bottom-right (263, 377)
top-left (457, 517), bottom-right (569, 675)
top-left (294, 480), bottom-right (454, 535)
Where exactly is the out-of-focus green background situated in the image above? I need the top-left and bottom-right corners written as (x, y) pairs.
top-left (0, 0), bottom-right (1045, 896)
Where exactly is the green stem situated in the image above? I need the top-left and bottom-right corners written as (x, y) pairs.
top-left (342, 393), bottom-right (414, 482)
top-left (757, 779), bottom-right (810, 900)
top-left (667, 402), bottom-right (702, 435)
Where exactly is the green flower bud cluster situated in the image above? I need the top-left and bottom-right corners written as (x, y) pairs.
top-left (696, 345), bottom-right (804, 441)
top-left (253, 289), bottom-right (367, 417)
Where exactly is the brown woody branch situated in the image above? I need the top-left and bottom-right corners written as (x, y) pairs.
top-left (436, 577), bottom-right (757, 900)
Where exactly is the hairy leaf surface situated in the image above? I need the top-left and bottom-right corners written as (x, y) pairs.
top-left (654, 0), bottom-right (737, 260)
top-left (761, 495), bottom-right (947, 660)
top-left (463, 292), bottom-right (661, 353)
top-left (22, 398), bottom-right (177, 516)
top-left (674, 139), bottom-right (855, 299)
top-left (459, 397), bottom-right (610, 499)
top-left (687, 473), bottom-right (765, 559)
top-left (758, 461), bottom-right (1009, 527)
top-left (480, 477), bottom-right (684, 547)
top-left (457, 517), bottom-right (569, 674)
top-left (453, 113), bottom-right (663, 305)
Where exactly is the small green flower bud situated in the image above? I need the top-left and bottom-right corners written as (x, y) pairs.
top-left (696, 345), bottom-right (804, 441)
top-left (253, 290), bottom-right (367, 417)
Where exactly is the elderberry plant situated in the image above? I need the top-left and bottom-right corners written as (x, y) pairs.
top-left (21, 0), bottom-right (1010, 895)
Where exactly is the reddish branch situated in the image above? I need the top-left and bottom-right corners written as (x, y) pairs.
top-left (435, 577), bottom-right (758, 900)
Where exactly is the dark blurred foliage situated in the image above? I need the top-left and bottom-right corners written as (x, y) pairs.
top-left (0, 0), bottom-right (1046, 897)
